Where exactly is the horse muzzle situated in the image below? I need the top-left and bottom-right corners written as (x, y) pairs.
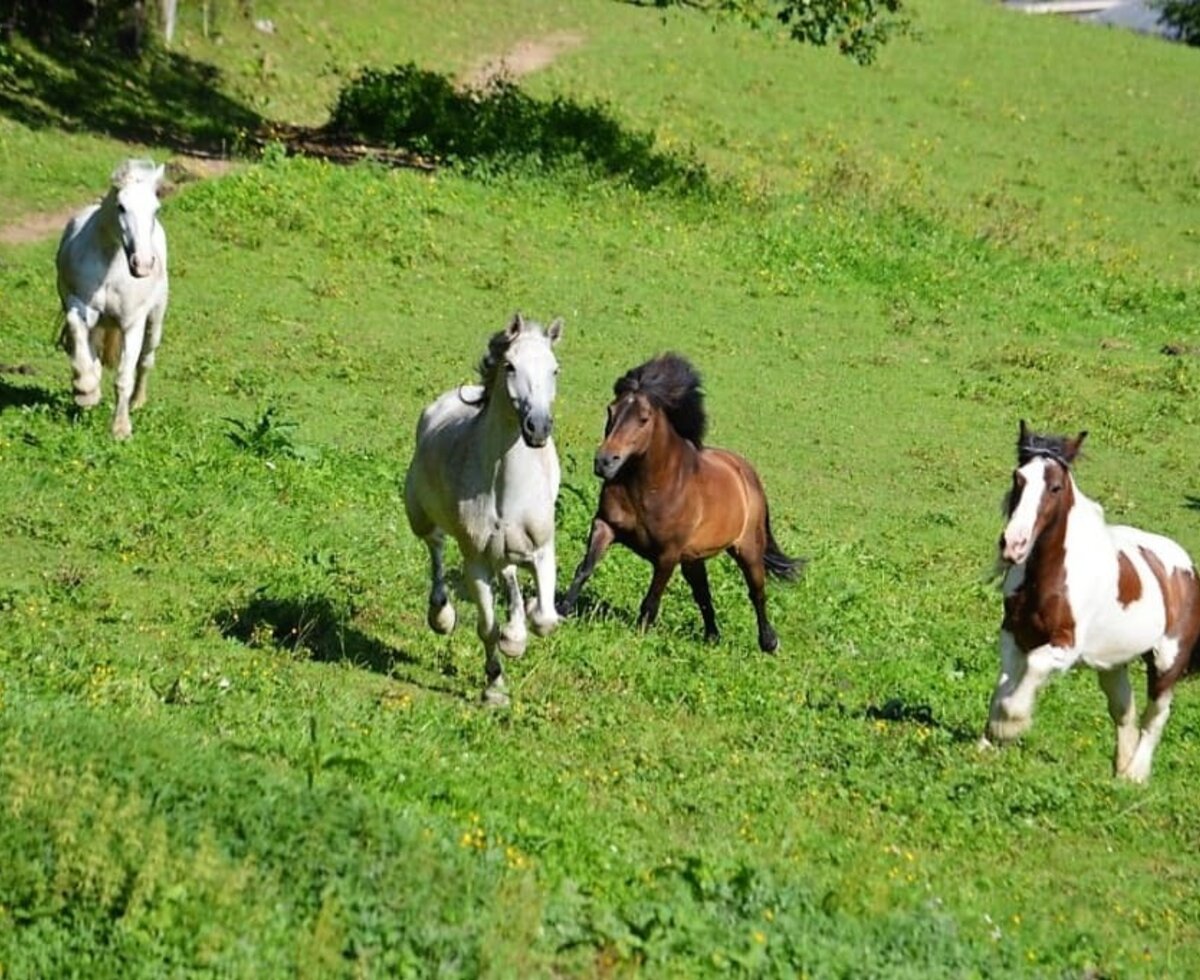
top-left (594, 450), bottom-right (624, 480)
top-left (520, 411), bottom-right (553, 448)
top-left (127, 252), bottom-right (157, 278)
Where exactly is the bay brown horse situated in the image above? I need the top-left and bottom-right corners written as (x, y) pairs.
top-left (557, 354), bottom-right (803, 651)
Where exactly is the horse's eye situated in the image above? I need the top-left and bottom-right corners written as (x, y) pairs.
top-left (117, 203), bottom-right (126, 215)
top-left (504, 362), bottom-right (515, 374)
top-left (1050, 484), bottom-right (1063, 494)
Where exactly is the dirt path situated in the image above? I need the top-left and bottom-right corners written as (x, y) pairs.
top-left (0, 30), bottom-right (584, 245)
top-left (0, 154), bottom-right (236, 247)
top-left (459, 30), bottom-right (585, 90)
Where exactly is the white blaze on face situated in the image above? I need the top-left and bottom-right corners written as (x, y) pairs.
top-left (116, 174), bottom-right (162, 278)
top-left (1002, 458), bottom-right (1049, 565)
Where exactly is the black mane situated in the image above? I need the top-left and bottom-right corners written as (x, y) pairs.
top-left (1016, 421), bottom-right (1085, 468)
top-left (614, 353), bottom-right (707, 446)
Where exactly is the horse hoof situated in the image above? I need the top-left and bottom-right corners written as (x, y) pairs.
top-left (111, 420), bottom-right (132, 440)
top-left (498, 629), bottom-right (527, 659)
top-left (759, 632), bottom-right (779, 654)
top-left (481, 684), bottom-right (510, 709)
top-left (74, 389), bottom-right (101, 408)
top-left (527, 600), bottom-right (559, 637)
top-left (985, 717), bottom-right (1029, 743)
top-left (976, 735), bottom-right (996, 753)
top-left (428, 602), bottom-right (456, 635)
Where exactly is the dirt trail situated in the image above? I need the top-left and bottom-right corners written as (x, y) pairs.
top-left (0, 30), bottom-right (584, 245)
top-left (0, 155), bottom-right (236, 247)
top-left (459, 30), bottom-right (585, 90)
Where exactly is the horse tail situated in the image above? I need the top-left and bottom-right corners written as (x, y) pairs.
top-left (99, 326), bottom-right (122, 369)
top-left (763, 509), bottom-right (806, 581)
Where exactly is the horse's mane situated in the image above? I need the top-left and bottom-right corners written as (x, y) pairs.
top-left (1017, 425), bottom-right (1084, 468)
top-left (614, 353), bottom-right (706, 446)
top-left (110, 159), bottom-right (161, 189)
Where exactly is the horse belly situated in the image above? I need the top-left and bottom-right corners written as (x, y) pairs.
top-left (1078, 598), bottom-right (1167, 669)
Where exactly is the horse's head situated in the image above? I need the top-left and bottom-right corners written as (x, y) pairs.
top-left (487, 313), bottom-right (563, 448)
top-left (595, 354), bottom-right (705, 481)
top-left (109, 159), bottom-right (164, 278)
top-left (595, 389), bottom-right (659, 480)
top-left (1000, 420), bottom-right (1087, 565)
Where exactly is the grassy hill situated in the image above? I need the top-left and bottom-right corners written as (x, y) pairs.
top-left (1, 1), bottom-right (1199, 975)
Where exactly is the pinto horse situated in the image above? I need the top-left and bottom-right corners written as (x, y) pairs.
top-left (405, 314), bottom-right (563, 706)
top-left (557, 354), bottom-right (803, 651)
top-left (982, 421), bottom-right (1200, 783)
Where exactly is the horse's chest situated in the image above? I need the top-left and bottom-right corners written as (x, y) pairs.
top-left (1003, 577), bottom-right (1076, 651)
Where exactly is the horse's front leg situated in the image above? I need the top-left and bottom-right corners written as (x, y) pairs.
top-left (637, 556), bottom-right (677, 631)
top-left (62, 299), bottom-right (102, 407)
top-left (497, 564), bottom-right (528, 658)
top-left (982, 633), bottom-right (1071, 745)
top-left (465, 558), bottom-right (507, 707)
top-left (110, 316), bottom-right (146, 439)
top-left (132, 297), bottom-right (166, 410)
top-left (422, 529), bottom-right (456, 635)
top-left (527, 539), bottom-right (559, 637)
top-left (1097, 666), bottom-right (1138, 777)
top-left (557, 518), bottom-right (614, 616)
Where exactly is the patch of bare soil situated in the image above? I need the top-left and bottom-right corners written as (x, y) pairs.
top-left (459, 30), bottom-right (585, 91)
top-left (0, 153), bottom-right (238, 247)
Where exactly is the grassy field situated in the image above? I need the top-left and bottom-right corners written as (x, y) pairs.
top-left (2, 1), bottom-right (1200, 976)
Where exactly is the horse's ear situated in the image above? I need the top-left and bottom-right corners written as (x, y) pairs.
top-left (506, 313), bottom-right (524, 339)
top-left (546, 317), bottom-right (564, 346)
top-left (153, 163), bottom-right (165, 186)
top-left (1064, 430), bottom-right (1088, 462)
top-left (1018, 419), bottom-right (1029, 441)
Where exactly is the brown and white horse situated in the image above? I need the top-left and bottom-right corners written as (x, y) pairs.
top-left (982, 421), bottom-right (1200, 782)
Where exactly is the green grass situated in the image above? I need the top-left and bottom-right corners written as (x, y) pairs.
top-left (3, 1), bottom-right (1200, 976)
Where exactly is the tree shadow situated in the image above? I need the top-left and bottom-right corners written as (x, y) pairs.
top-left (328, 63), bottom-right (709, 193)
top-left (0, 30), bottom-right (261, 155)
top-left (215, 592), bottom-right (415, 677)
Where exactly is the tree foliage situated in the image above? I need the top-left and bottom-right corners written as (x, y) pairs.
top-left (638, 0), bottom-right (909, 64)
top-left (1157, 0), bottom-right (1200, 44)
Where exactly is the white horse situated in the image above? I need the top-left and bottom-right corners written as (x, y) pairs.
top-left (982, 421), bottom-right (1200, 783)
top-left (405, 314), bottom-right (564, 706)
top-left (56, 159), bottom-right (169, 440)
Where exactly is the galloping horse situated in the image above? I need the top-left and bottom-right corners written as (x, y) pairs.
top-left (982, 421), bottom-right (1200, 782)
top-left (557, 354), bottom-right (803, 651)
top-left (56, 159), bottom-right (169, 440)
top-left (405, 314), bottom-right (564, 706)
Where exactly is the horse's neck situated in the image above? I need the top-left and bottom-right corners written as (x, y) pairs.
top-left (477, 389), bottom-right (521, 460)
top-left (1029, 477), bottom-right (1112, 580)
top-left (88, 194), bottom-right (123, 253)
top-left (630, 418), bottom-right (695, 491)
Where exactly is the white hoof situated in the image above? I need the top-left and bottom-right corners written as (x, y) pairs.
top-left (527, 598), bottom-right (559, 637)
top-left (481, 680), bottom-right (510, 709)
top-left (498, 624), bottom-right (528, 659)
top-left (111, 416), bottom-right (132, 440)
top-left (986, 708), bottom-right (1031, 743)
top-left (428, 601), bottom-right (456, 635)
top-left (976, 734), bottom-right (997, 753)
top-left (74, 387), bottom-right (101, 408)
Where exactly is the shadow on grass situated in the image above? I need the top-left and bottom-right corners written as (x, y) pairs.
top-left (0, 376), bottom-right (63, 414)
top-left (1184, 494), bottom-right (1200, 512)
top-left (864, 697), bottom-right (978, 743)
top-left (328, 63), bottom-right (709, 193)
top-left (0, 30), bottom-right (261, 154)
top-left (216, 592), bottom-right (414, 676)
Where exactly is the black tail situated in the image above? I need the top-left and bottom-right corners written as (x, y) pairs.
top-left (763, 513), bottom-right (806, 581)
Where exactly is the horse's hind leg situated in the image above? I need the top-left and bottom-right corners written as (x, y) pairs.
top-left (497, 564), bottom-right (528, 658)
top-left (132, 299), bottom-right (166, 410)
top-left (727, 546), bottom-right (778, 653)
top-left (62, 300), bottom-right (101, 407)
top-left (1098, 666), bottom-right (1138, 777)
top-left (1124, 650), bottom-right (1182, 784)
top-left (681, 559), bottom-right (719, 643)
top-left (422, 529), bottom-right (456, 635)
top-left (466, 558), bottom-right (507, 707)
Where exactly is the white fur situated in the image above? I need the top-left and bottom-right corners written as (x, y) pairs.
top-left (988, 457), bottom-right (1198, 783)
top-left (56, 159), bottom-right (168, 439)
top-left (405, 316), bottom-right (563, 705)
